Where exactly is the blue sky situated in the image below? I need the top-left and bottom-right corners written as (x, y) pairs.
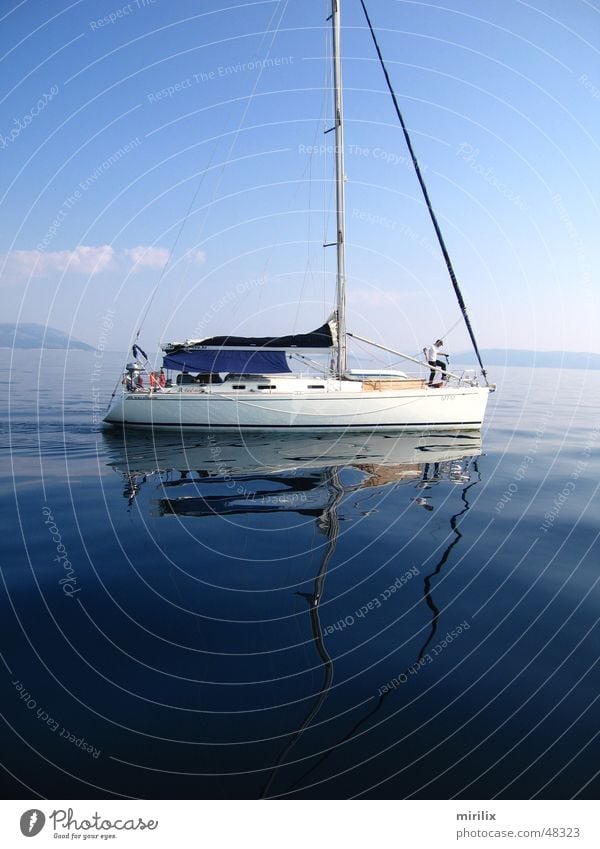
top-left (1, 0), bottom-right (598, 357)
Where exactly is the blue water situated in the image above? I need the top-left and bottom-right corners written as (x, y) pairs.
top-left (1, 350), bottom-right (599, 799)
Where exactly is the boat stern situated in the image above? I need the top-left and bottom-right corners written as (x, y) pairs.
top-left (103, 395), bottom-right (126, 425)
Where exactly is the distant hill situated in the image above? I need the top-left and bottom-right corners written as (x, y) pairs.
top-left (0, 323), bottom-right (94, 351)
top-left (454, 349), bottom-right (600, 370)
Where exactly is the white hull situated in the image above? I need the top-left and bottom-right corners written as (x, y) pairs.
top-left (104, 384), bottom-right (490, 432)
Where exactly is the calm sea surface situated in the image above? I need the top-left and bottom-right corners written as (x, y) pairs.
top-left (1, 350), bottom-right (599, 799)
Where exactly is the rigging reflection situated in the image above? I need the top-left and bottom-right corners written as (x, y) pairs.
top-left (283, 458), bottom-right (482, 796)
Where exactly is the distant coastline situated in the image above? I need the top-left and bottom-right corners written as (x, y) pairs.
top-left (454, 349), bottom-right (600, 370)
top-left (0, 323), bottom-right (94, 351)
top-left (1, 324), bottom-right (598, 370)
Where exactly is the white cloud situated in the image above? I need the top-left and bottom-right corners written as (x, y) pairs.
top-left (1, 245), bottom-right (115, 283)
top-left (123, 246), bottom-right (170, 273)
top-left (0, 244), bottom-right (195, 284)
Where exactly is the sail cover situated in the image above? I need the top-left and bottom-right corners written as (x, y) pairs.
top-left (162, 319), bottom-right (336, 373)
top-left (193, 321), bottom-right (335, 350)
top-left (165, 320), bottom-right (335, 352)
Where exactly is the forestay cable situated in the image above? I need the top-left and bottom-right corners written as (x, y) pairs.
top-left (359, 0), bottom-right (489, 385)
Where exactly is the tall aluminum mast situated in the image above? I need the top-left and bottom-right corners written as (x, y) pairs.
top-left (331, 0), bottom-right (347, 376)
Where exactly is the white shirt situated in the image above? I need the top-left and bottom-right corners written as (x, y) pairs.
top-left (426, 344), bottom-right (439, 361)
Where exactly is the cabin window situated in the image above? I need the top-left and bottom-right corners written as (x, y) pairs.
top-left (257, 384), bottom-right (276, 389)
top-left (308, 384), bottom-right (325, 389)
top-left (231, 385), bottom-right (246, 390)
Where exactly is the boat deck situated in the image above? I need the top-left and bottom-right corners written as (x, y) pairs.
top-left (154, 375), bottom-right (432, 396)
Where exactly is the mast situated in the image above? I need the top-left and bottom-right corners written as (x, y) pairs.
top-left (331, 0), bottom-right (347, 376)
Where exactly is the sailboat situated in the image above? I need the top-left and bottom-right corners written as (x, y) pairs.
top-left (104, 0), bottom-right (494, 432)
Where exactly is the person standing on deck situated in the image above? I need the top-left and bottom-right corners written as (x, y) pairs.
top-left (423, 339), bottom-right (449, 385)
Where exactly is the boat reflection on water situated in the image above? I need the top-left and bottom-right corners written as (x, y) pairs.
top-left (103, 429), bottom-right (483, 797)
top-left (105, 429), bottom-right (481, 511)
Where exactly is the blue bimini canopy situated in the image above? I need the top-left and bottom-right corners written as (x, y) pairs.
top-left (162, 348), bottom-right (291, 374)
